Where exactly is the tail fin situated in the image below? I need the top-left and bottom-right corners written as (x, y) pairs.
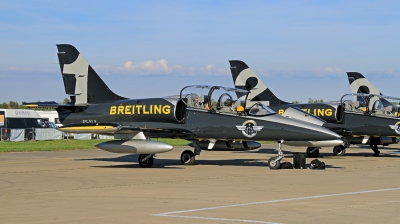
top-left (229, 60), bottom-right (289, 106)
top-left (56, 44), bottom-right (126, 105)
top-left (347, 72), bottom-right (382, 95)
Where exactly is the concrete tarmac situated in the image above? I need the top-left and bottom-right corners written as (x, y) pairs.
top-left (1, 144), bottom-right (400, 224)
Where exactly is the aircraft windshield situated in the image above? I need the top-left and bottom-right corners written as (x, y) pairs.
top-left (248, 102), bottom-right (276, 116)
top-left (369, 94), bottom-right (400, 117)
top-left (341, 93), bottom-right (368, 114)
top-left (180, 85), bottom-right (249, 115)
top-left (341, 93), bottom-right (400, 117)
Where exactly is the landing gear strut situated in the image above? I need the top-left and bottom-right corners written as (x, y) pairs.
top-left (138, 154), bottom-right (154, 168)
top-left (268, 140), bottom-right (284, 169)
top-left (306, 147), bottom-right (320, 158)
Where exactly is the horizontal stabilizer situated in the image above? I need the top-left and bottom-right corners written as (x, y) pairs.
top-left (23, 101), bottom-right (76, 108)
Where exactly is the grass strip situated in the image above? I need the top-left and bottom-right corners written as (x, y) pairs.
top-left (0, 138), bottom-right (272, 152)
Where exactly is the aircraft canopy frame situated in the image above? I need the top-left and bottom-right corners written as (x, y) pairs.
top-left (341, 93), bottom-right (400, 117)
top-left (180, 85), bottom-right (250, 115)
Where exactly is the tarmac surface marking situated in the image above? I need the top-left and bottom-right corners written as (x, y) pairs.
top-left (1, 144), bottom-right (400, 223)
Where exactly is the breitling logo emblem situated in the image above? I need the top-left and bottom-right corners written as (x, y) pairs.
top-left (236, 120), bottom-right (264, 138)
top-left (389, 121), bottom-right (400, 134)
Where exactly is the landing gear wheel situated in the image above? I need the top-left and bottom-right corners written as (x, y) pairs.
top-left (306, 147), bottom-right (320, 158)
top-left (180, 150), bottom-right (195, 165)
top-left (138, 154), bottom-right (154, 168)
top-left (333, 145), bottom-right (346, 156)
top-left (268, 157), bottom-right (281, 170)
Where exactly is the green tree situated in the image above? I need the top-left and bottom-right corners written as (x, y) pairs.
top-left (63, 98), bottom-right (71, 104)
top-left (308, 98), bottom-right (323, 103)
top-left (8, 101), bottom-right (19, 108)
top-left (292, 100), bottom-right (300, 104)
top-left (0, 102), bottom-right (7, 109)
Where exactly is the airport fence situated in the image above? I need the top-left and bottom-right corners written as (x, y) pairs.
top-left (0, 128), bottom-right (114, 142)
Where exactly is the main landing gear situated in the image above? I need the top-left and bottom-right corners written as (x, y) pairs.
top-left (180, 140), bottom-right (201, 165)
top-left (138, 154), bottom-right (154, 168)
top-left (306, 147), bottom-right (320, 158)
top-left (333, 145), bottom-right (346, 156)
top-left (268, 140), bottom-right (284, 170)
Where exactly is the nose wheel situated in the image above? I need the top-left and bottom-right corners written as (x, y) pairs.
top-left (268, 140), bottom-right (284, 169)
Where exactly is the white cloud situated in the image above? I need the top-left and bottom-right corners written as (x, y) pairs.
top-left (318, 67), bottom-right (343, 76)
top-left (93, 60), bottom-right (229, 76)
top-left (199, 63), bottom-right (229, 76)
top-left (123, 59), bottom-right (173, 74)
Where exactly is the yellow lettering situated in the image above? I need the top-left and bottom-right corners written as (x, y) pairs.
top-left (136, 105), bottom-right (142, 114)
top-left (317, 109), bottom-right (324, 116)
top-left (325, 109), bottom-right (332, 116)
top-left (302, 108), bottom-right (308, 112)
top-left (110, 106), bottom-right (116, 115)
top-left (131, 105), bottom-right (135, 114)
top-left (307, 109), bottom-right (310, 113)
top-left (143, 105), bottom-right (149, 114)
top-left (162, 105), bottom-right (171, 114)
top-left (150, 105), bottom-right (153, 114)
top-left (117, 106), bottom-right (124, 114)
top-left (278, 109), bottom-right (284, 115)
top-left (125, 105), bottom-right (132, 114)
top-left (154, 105), bottom-right (161, 114)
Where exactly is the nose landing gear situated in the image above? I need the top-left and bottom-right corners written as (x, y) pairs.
top-left (268, 140), bottom-right (284, 169)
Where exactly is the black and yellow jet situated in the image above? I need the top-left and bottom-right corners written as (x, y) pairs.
top-left (25, 45), bottom-right (341, 169)
top-left (229, 60), bottom-right (400, 157)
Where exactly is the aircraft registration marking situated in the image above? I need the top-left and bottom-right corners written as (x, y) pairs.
top-left (110, 105), bottom-right (171, 115)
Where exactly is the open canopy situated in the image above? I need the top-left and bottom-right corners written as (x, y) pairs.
top-left (180, 85), bottom-right (250, 115)
top-left (341, 93), bottom-right (400, 117)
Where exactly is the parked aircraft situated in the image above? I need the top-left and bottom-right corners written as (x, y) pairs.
top-left (229, 60), bottom-right (400, 157)
top-left (25, 44), bottom-right (341, 169)
top-left (346, 72), bottom-right (399, 154)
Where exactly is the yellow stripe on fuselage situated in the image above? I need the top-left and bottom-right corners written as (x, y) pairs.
top-left (59, 126), bottom-right (115, 131)
top-left (24, 104), bottom-right (38, 107)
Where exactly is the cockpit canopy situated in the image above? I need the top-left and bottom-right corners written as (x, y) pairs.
top-left (248, 102), bottom-right (276, 116)
top-left (180, 85), bottom-right (248, 115)
top-left (341, 93), bottom-right (400, 117)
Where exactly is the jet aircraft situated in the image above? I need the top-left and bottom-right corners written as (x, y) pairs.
top-left (229, 60), bottom-right (400, 157)
top-left (25, 44), bottom-right (341, 169)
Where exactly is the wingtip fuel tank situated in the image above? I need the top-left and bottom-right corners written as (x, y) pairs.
top-left (96, 140), bottom-right (174, 154)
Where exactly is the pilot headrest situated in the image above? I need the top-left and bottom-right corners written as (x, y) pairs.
top-left (237, 105), bottom-right (245, 112)
top-left (198, 95), bottom-right (208, 103)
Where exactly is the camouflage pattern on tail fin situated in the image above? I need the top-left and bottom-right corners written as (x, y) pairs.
top-left (57, 44), bottom-right (126, 105)
top-left (347, 72), bottom-right (381, 95)
top-left (229, 60), bottom-right (289, 107)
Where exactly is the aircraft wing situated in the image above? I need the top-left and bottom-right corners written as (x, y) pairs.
top-left (24, 101), bottom-right (79, 108)
top-left (58, 122), bottom-right (194, 137)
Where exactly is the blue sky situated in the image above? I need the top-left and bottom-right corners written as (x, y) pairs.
top-left (1, 1), bottom-right (400, 103)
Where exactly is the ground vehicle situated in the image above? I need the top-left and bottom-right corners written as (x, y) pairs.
top-left (36, 111), bottom-right (63, 127)
top-left (0, 109), bottom-right (48, 140)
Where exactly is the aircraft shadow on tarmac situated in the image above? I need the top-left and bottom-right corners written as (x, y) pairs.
top-left (242, 148), bottom-right (400, 158)
top-left (76, 152), bottom-right (343, 169)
